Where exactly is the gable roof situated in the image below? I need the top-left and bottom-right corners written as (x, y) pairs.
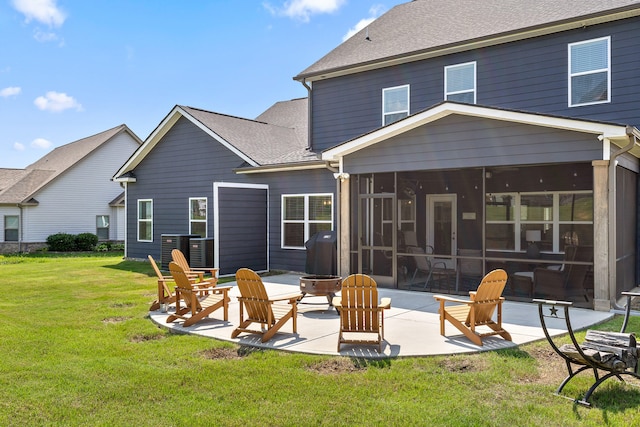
top-left (114, 98), bottom-right (318, 180)
top-left (295, 0), bottom-right (640, 82)
top-left (255, 97), bottom-right (308, 148)
top-left (322, 101), bottom-right (640, 161)
top-left (0, 124), bottom-right (141, 204)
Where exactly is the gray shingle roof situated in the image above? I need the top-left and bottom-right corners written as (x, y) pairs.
top-left (295, 0), bottom-right (640, 80)
top-left (0, 169), bottom-right (25, 193)
top-left (0, 124), bottom-right (139, 204)
top-left (181, 97), bottom-right (316, 166)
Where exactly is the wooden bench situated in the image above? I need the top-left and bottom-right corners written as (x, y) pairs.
top-left (535, 299), bottom-right (640, 406)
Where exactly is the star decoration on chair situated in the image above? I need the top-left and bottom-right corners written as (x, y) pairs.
top-left (548, 305), bottom-right (558, 317)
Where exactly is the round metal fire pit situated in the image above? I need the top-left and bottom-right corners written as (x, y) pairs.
top-left (299, 275), bottom-right (342, 307)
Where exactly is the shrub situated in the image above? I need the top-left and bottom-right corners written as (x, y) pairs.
top-left (46, 232), bottom-right (100, 252)
top-left (95, 242), bottom-right (124, 252)
top-left (46, 233), bottom-right (77, 251)
top-left (110, 242), bottom-right (125, 251)
top-left (95, 242), bottom-right (111, 252)
top-left (75, 233), bottom-right (99, 251)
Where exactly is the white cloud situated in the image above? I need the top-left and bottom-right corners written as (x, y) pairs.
top-left (265, 0), bottom-right (346, 22)
top-left (13, 142), bottom-right (25, 151)
top-left (1, 87), bottom-right (22, 97)
top-left (343, 5), bottom-right (386, 41)
top-left (31, 138), bottom-right (52, 149)
top-left (33, 29), bottom-right (59, 43)
top-left (12, 0), bottom-right (66, 27)
top-left (34, 91), bottom-right (83, 113)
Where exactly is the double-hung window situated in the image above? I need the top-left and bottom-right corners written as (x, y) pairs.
top-left (137, 199), bottom-right (153, 242)
top-left (4, 215), bottom-right (18, 242)
top-left (282, 194), bottom-right (333, 249)
top-left (96, 215), bottom-right (109, 240)
top-left (189, 197), bottom-right (207, 237)
top-left (569, 37), bottom-right (610, 107)
top-left (445, 61), bottom-right (476, 103)
top-left (382, 85), bottom-right (409, 125)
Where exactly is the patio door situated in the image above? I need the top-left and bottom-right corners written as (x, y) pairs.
top-left (359, 194), bottom-right (395, 287)
top-left (426, 194), bottom-right (457, 269)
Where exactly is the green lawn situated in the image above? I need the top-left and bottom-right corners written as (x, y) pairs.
top-left (1, 252), bottom-right (639, 426)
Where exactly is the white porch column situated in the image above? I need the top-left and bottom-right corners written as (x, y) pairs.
top-left (338, 176), bottom-right (350, 278)
top-left (592, 160), bottom-right (610, 311)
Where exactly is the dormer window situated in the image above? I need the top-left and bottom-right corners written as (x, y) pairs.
top-left (445, 61), bottom-right (476, 103)
top-left (569, 37), bottom-right (610, 107)
top-left (382, 85), bottom-right (409, 125)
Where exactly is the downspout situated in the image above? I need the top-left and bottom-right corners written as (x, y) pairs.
top-left (121, 181), bottom-right (128, 258)
top-left (301, 78), bottom-right (312, 151)
top-left (608, 125), bottom-right (640, 309)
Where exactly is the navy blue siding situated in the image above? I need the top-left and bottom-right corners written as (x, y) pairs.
top-left (126, 116), bottom-right (337, 274)
top-left (344, 115), bottom-right (603, 174)
top-left (311, 16), bottom-right (640, 151)
top-left (259, 168), bottom-right (336, 273)
top-left (126, 117), bottom-right (253, 262)
top-left (218, 186), bottom-right (267, 275)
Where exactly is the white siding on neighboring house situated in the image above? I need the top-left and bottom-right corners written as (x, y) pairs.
top-left (22, 132), bottom-right (137, 242)
top-left (0, 206), bottom-right (20, 241)
top-left (113, 205), bottom-right (125, 240)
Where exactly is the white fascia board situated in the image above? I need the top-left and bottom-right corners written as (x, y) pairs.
top-left (235, 162), bottom-right (327, 174)
top-left (113, 107), bottom-right (183, 179)
top-left (322, 102), bottom-right (630, 162)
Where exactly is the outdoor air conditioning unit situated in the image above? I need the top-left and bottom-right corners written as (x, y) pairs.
top-left (189, 237), bottom-right (214, 268)
top-left (161, 234), bottom-right (199, 269)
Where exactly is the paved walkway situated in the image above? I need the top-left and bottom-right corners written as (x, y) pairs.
top-left (149, 273), bottom-right (613, 358)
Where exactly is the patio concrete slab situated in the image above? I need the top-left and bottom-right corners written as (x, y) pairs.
top-left (148, 273), bottom-right (614, 358)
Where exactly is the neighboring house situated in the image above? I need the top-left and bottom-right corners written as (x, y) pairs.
top-left (0, 124), bottom-right (142, 253)
top-left (115, 0), bottom-right (640, 311)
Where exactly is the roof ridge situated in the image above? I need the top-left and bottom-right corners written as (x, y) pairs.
top-left (180, 105), bottom-right (269, 125)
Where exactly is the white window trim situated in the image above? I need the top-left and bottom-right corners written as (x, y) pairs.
top-left (486, 191), bottom-right (593, 253)
top-left (4, 215), bottom-right (19, 242)
top-left (137, 199), bottom-right (153, 242)
top-left (444, 61), bottom-right (477, 103)
top-left (568, 36), bottom-right (611, 107)
top-left (281, 193), bottom-right (334, 250)
top-left (382, 84), bottom-right (410, 126)
top-left (96, 215), bottom-right (110, 240)
top-left (189, 197), bottom-right (207, 237)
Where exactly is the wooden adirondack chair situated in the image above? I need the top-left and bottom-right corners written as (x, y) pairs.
top-left (148, 255), bottom-right (176, 311)
top-left (231, 268), bottom-right (302, 343)
top-left (166, 261), bottom-right (230, 327)
top-left (171, 248), bottom-right (218, 285)
top-left (332, 274), bottom-right (391, 352)
top-left (433, 269), bottom-right (512, 346)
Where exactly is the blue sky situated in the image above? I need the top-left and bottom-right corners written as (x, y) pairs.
top-left (0, 0), bottom-right (405, 168)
